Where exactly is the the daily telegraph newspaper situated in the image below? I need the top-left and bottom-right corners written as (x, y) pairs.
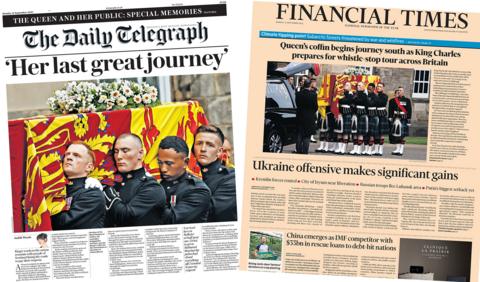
top-left (1, 2), bottom-right (238, 280)
top-left (240, 1), bottom-right (480, 281)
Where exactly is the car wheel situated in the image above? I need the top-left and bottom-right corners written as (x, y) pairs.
top-left (266, 128), bottom-right (283, 153)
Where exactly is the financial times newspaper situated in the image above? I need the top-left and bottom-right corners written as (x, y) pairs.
top-left (240, 2), bottom-right (480, 282)
top-left (1, 2), bottom-right (238, 280)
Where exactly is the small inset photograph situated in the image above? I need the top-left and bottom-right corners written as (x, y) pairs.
top-left (36, 233), bottom-right (48, 248)
top-left (249, 231), bottom-right (282, 261)
top-left (263, 61), bottom-right (429, 160)
top-left (398, 238), bottom-right (472, 282)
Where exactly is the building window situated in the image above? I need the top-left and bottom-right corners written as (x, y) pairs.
top-left (412, 70), bottom-right (430, 99)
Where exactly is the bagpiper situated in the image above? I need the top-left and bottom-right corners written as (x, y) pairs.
top-left (349, 81), bottom-right (368, 155)
top-left (334, 81), bottom-right (354, 154)
top-left (372, 82), bottom-right (389, 155)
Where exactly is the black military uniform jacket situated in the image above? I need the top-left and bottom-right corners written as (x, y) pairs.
top-left (161, 172), bottom-right (211, 224)
top-left (388, 96), bottom-right (412, 120)
top-left (338, 90), bottom-right (354, 114)
top-left (51, 177), bottom-right (105, 230)
top-left (376, 92), bottom-right (388, 108)
top-left (353, 90), bottom-right (368, 114)
top-left (366, 91), bottom-right (378, 114)
top-left (107, 167), bottom-right (167, 227)
top-left (201, 160), bottom-right (237, 222)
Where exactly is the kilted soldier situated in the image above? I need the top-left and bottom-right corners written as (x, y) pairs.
top-left (315, 105), bottom-right (335, 153)
top-left (366, 83), bottom-right (379, 156)
top-left (371, 83), bottom-right (389, 155)
top-left (315, 83), bottom-right (335, 153)
top-left (388, 87), bottom-right (412, 156)
top-left (349, 88), bottom-right (358, 151)
top-left (349, 82), bottom-right (368, 155)
top-left (334, 81), bottom-right (354, 154)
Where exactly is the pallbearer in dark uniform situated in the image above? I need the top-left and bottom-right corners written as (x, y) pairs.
top-left (103, 133), bottom-right (167, 227)
top-left (158, 136), bottom-right (211, 224)
top-left (372, 82), bottom-right (389, 155)
top-left (193, 125), bottom-right (237, 222)
top-left (350, 82), bottom-right (369, 155)
top-left (388, 87), bottom-right (412, 156)
top-left (51, 141), bottom-right (105, 230)
top-left (334, 81), bottom-right (354, 154)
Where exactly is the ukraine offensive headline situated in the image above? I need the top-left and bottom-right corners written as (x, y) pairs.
top-left (252, 160), bottom-right (459, 182)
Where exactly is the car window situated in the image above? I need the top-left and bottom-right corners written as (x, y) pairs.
top-left (266, 81), bottom-right (294, 109)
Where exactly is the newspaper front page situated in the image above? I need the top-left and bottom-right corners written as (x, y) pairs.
top-left (1, 1), bottom-right (238, 281)
top-left (240, 2), bottom-right (480, 282)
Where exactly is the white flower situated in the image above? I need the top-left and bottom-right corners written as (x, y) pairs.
top-left (142, 93), bottom-right (152, 104)
top-left (49, 80), bottom-right (158, 114)
top-left (98, 95), bottom-right (108, 103)
top-left (133, 95), bottom-right (142, 104)
top-left (66, 81), bottom-right (76, 92)
top-left (106, 100), bottom-right (114, 110)
top-left (149, 87), bottom-right (157, 95)
top-left (111, 90), bottom-right (121, 99)
top-left (149, 88), bottom-right (158, 101)
top-left (123, 86), bottom-right (132, 97)
top-left (117, 96), bottom-right (128, 107)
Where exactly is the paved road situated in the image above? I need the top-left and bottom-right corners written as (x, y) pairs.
top-left (283, 142), bottom-right (427, 161)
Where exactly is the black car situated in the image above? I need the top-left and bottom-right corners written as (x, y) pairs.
top-left (263, 76), bottom-right (297, 153)
top-left (263, 62), bottom-right (320, 153)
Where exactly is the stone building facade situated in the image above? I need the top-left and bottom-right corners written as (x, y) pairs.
top-left (170, 73), bottom-right (233, 145)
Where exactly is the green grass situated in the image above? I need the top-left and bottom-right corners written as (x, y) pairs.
top-left (405, 136), bottom-right (428, 145)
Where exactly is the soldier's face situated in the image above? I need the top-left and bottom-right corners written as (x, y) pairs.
top-left (114, 136), bottom-right (144, 173)
top-left (344, 82), bottom-right (351, 91)
top-left (398, 88), bottom-right (404, 97)
top-left (376, 84), bottom-right (384, 93)
top-left (367, 85), bottom-right (375, 93)
top-left (63, 144), bottom-right (93, 179)
top-left (357, 82), bottom-right (365, 91)
top-left (157, 148), bottom-right (187, 182)
top-left (193, 132), bottom-right (223, 167)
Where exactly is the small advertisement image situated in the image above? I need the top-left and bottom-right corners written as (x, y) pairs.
top-left (7, 73), bottom-right (237, 233)
top-left (398, 238), bottom-right (472, 282)
top-left (248, 231), bottom-right (282, 261)
top-left (263, 61), bottom-right (429, 160)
